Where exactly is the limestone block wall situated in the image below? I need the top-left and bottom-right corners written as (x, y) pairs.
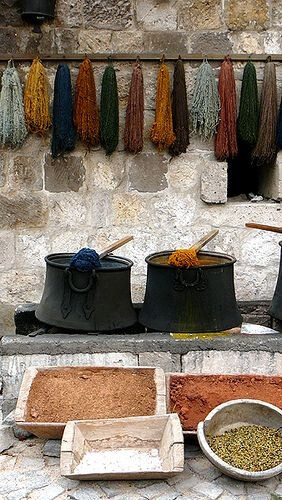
top-left (0, 0), bottom-right (282, 333)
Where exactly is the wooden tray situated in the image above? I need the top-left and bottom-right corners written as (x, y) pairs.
top-left (60, 414), bottom-right (184, 480)
top-left (15, 365), bottom-right (166, 439)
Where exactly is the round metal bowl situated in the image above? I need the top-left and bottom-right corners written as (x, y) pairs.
top-left (197, 399), bottom-right (282, 481)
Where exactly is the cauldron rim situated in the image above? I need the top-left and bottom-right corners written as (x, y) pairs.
top-left (144, 250), bottom-right (237, 269)
top-left (44, 253), bottom-right (133, 272)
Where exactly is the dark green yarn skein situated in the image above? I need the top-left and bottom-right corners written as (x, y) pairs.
top-left (237, 60), bottom-right (259, 147)
top-left (100, 64), bottom-right (119, 155)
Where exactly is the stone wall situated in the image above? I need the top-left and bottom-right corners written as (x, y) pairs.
top-left (0, 0), bottom-right (282, 333)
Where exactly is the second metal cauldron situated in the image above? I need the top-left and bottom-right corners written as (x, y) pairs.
top-left (269, 241), bottom-right (282, 321)
top-left (139, 250), bottom-right (242, 333)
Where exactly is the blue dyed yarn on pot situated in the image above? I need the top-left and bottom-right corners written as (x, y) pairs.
top-left (70, 248), bottom-right (101, 272)
top-left (51, 63), bottom-right (76, 158)
top-left (277, 97), bottom-right (282, 150)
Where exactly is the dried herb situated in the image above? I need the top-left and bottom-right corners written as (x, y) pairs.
top-left (208, 425), bottom-right (282, 472)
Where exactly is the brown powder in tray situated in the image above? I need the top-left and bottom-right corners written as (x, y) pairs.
top-left (26, 367), bottom-right (157, 423)
top-left (170, 374), bottom-right (282, 432)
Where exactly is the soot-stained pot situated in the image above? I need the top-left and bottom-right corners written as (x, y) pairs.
top-left (269, 241), bottom-right (282, 322)
top-left (139, 250), bottom-right (242, 333)
top-left (21, 0), bottom-right (56, 24)
top-left (36, 253), bottom-right (137, 332)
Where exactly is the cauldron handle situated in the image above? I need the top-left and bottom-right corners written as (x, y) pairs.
top-left (67, 268), bottom-right (96, 293)
top-left (174, 268), bottom-right (207, 291)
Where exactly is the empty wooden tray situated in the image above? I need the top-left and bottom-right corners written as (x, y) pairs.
top-left (15, 365), bottom-right (166, 439)
top-left (60, 414), bottom-right (184, 480)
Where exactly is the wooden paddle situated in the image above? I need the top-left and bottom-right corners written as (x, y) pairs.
top-left (99, 236), bottom-right (133, 259)
top-left (188, 229), bottom-right (219, 253)
top-left (245, 223), bottom-right (282, 234)
top-left (168, 229), bottom-right (219, 267)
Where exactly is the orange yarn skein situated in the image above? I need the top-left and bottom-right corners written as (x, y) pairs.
top-left (74, 57), bottom-right (99, 148)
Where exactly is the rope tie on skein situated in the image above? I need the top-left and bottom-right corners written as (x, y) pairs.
top-left (24, 57), bottom-right (51, 135)
top-left (51, 63), bottom-right (76, 158)
top-left (0, 60), bottom-right (27, 148)
top-left (124, 60), bottom-right (144, 154)
top-left (74, 57), bottom-right (99, 149)
top-left (215, 56), bottom-right (238, 161)
top-left (190, 59), bottom-right (220, 141)
top-left (169, 56), bottom-right (189, 156)
top-left (150, 61), bottom-right (176, 151)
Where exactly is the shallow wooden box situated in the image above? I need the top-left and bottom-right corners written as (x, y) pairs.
top-left (60, 414), bottom-right (184, 480)
top-left (15, 365), bottom-right (166, 439)
top-left (166, 373), bottom-right (282, 436)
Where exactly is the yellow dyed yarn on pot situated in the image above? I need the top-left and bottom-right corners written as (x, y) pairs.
top-left (150, 62), bottom-right (175, 151)
top-left (24, 58), bottom-right (51, 135)
top-left (168, 249), bottom-right (200, 268)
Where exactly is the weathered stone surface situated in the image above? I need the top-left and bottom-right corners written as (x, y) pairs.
top-left (272, 0), bottom-right (282, 26)
top-left (10, 156), bottom-right (43, 191)
top-left (42, 440), bottom-right (61, 458)
top-left (44, 154), bottom-right (85, 193)
top-left (111, 31), bottom-right (144, 53)
top-left (128, 153), bottom-right (168, 193)
top-left (56, 0), bottom-right (83, 28)
top-left (21, 29), bottom-right (55, 54)
top-left (0, 155), bottom-right (7, 188)
top-left (78, 30), bottom-right (112, 53)
top-left (139, 352), bottom-right (181, 372)
top-left (0, 270), bottom-right (45, 304)
top-left (0, 27), bottom-right (20, 52)
top-left (0, 425), bottom-right (14, 452)
top-left (226, 0), bottom-right (269, 30)
top-left (178, 0), bottom-right (222, 30)
top-left (83, 0), bottom-right (132, 30)
top-left (264, 31), bottom-right (282, 54)
top-left (0, 231), bottom-right (15, 270)
top-left (0, 0), bottom-right (21, 26)
top-left (230, 32), bottom-right (264, 53)
top-left (191, 31), bottom-right (232, 53)
top-left (84, 151), bottom-right (125, 190)
top-left (144, 31), bottom-right (189, 55)
top-left (136, 0), bottom-right (177, 30)
top-left (0, 303), bottom-right (15, 336)
top-left (16, 232), bottom-right (50, 267)
top-left (48, 193), bottom-right (89, 226)
top-left (201, 158), bottom-right (227, 204)
top-left (0, 193), bottom-right (48, 229)
top-left (54, 28), bottom-right (79, 54)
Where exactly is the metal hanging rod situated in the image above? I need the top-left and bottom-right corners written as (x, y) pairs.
top-left (0, 53), bottom-right (282, 62)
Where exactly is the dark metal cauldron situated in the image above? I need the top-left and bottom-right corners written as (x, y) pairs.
top-left (269, 241), bottom-right (282, 321)
top-left (36, 253), bottom-right (137, 331)
top-left (21, 0), bottom-right (56, 23)
top-left (139, 250), bottom-right (242, 333)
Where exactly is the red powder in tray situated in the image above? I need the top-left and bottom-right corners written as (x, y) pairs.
top-left (169, 374), bottom-right (282, 432)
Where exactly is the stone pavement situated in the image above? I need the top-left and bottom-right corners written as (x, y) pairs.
top-left (0, 437), bottom-right (281, 500)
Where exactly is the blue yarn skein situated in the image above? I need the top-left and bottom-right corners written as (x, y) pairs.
top-left (70, 248), bottom-right (101, 272)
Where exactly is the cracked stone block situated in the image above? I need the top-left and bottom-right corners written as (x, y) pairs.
top-left (0, 425), bottom-right (15, 452)
top-left (0, 27), bottom-right (20, 51)
top-left (144, 31), bottom-right (189, 55)
top-left (0, 193), bottom-right (48, 229)
top-left (201, 160), bottom-right (227, 204)
top-left (44, 154), bottom-right (85, 193)
top-left (178, 0), bottom-right (222, 30)
top-left (10, 156), bottom-right (43, 191)
top-left (226, 0), bottom-right (269, 30)
top-left (83, 0), bottom-right (132, 30)
top-left (136, 0), bottom-right (177, 30)
top-left (129, 153), bottom-right (168, 193)
top-left (139, 352), bottom-right (180, 372)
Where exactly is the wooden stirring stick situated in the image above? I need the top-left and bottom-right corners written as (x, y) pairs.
top-left (188, 229), bottom-right (219, 253)
top-left (99, 236), bottom-right (133, 259)
top-left (245, 223), bottom-right (282, 234)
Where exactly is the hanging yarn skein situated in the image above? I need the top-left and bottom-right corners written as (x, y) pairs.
top-left (51, 64), bottom-right (76, 158)
top-left (277, 97), bottom-right (282, 150)
top-left (237, 60), bottom-right (259, 147)
top-left (74, 57), bottom-right (99, 149)
top-left (124, 60), bottom-right (144, 154)
top-left (190, 59), bottom-right (220, 141)
top-left (24, 58), bottom-right (51, 135)
top-left (215, 57), bottom-right (238, 161)
top-left (169, 57), bottom-right (189, 156)
top-left (100, 64), bottom-right (119, 156)
top-left (0, 60), bottom-right (27, 148)
top-left (150, 61), bottom-right (175, 152)
top-left (252, 59), bottom-right (277, 167)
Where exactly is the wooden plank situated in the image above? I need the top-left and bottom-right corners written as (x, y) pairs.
top-left (0, 53), bottom-right (281, 62)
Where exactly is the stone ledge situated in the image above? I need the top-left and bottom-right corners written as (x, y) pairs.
top-left (1, 331), bottom-right (281, 356)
